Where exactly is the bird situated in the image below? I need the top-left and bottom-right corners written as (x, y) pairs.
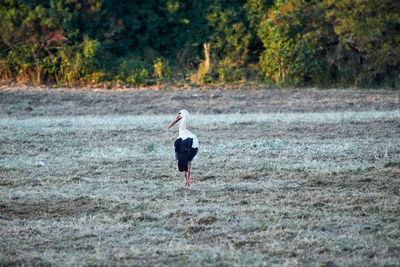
top-left (168, 109), bottom-right (199, 193)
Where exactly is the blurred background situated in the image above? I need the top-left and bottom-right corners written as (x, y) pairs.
top-left (0, 0), bottom-right (399, 88)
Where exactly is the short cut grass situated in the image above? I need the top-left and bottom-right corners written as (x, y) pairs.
top-left (1, 111), bottom-right (399, 265)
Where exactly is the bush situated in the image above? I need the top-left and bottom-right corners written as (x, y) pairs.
top-left (258, 0), bottom-right (325, 86)
top-left (0, 0), bottom-right (398, 88)
top-left (153, 57), bottom-right (171, 83)
top-left (113, 56), bottom-right (150, 87)
top-left (326, 0), bottom-right (400, 88)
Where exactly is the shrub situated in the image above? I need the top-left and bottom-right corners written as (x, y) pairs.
top-left (113, 56), bottom-right (150, 87)
top-left (153, 57), bottom-right (171, 83)
top-left (258, 0), bottom-right (325, 86)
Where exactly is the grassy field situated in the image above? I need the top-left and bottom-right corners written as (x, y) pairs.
top-left (1, 89), bottom-right (400, 266)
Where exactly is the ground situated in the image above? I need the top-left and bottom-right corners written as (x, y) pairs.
top-left (0, 86), bottom-right (399, 266)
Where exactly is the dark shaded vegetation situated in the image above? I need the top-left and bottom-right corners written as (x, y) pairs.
top-left (0, 0), bottom-right (399, 88)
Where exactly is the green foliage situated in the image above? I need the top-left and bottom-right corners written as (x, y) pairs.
top-left (325, 0), bottom-right (400, 87)
top-left (153, 57), bottom-right (171, 83)
top-left (207, 2), bottom-right (251, 63)
top-left (0, 0), bottom-right (398, 87)
top-left (206, 61), bottom-right (244, 84)
top-left (194, 61), bottom-right (211, 84)
top-left (126, 69), bottom-right (149, 87)
top-left (113, 56), bottom-right (150, 87)
top-left (258, 0), bottom-right (325, 85)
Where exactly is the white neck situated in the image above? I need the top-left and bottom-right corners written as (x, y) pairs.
top-left (179, 117), bottom-right (187, 132)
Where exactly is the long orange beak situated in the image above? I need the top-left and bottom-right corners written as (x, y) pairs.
top-left (168, 116), bottom-right (181, 129)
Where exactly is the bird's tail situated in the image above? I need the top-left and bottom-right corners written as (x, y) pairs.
top-left (178, 158), bottom-right (189, 172)
top-left (175, 138), bottom-right (193, 172)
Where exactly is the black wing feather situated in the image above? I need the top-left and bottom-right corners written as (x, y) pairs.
top-left (174, 138), bottom-right (198, 172)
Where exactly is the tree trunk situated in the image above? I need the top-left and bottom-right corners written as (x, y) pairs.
top-left (203, 43), bottom-right (210, 71)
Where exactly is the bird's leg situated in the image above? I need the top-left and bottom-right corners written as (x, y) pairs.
top-left (187, 162), bottom-right (191, 187)
top-left (184, 170), bottom-right (189, 195)
top-left (184, 171), bottom-right (188, 185)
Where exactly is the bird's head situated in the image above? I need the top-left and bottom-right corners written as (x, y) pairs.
top-left (168, 109), bottom-right (189, 129)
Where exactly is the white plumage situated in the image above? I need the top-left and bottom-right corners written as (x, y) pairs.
top-left (168, 109), bottom-right (198, 192)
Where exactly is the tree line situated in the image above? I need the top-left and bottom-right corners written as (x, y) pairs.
top-left (0, 0), bottom-right (399, 88)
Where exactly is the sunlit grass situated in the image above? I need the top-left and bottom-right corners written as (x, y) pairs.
top-left (1, 111), bottom-right (399, 171)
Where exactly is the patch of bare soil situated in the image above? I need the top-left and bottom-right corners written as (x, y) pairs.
top-left (1, 86), bottom-right (399, 117)
top-left (214, 119), bottom-right (400, 140)
top-left (0, 197), bottom-right (107, 220)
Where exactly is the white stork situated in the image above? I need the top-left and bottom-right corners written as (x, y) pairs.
top-left (168, 109), bottom-right (199, 192)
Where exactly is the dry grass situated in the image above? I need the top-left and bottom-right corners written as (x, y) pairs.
top-left (1, 106), bottom-right (400, 265)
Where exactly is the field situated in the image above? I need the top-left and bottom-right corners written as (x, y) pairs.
top-left (1, 87), bottom-right (400, 266)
